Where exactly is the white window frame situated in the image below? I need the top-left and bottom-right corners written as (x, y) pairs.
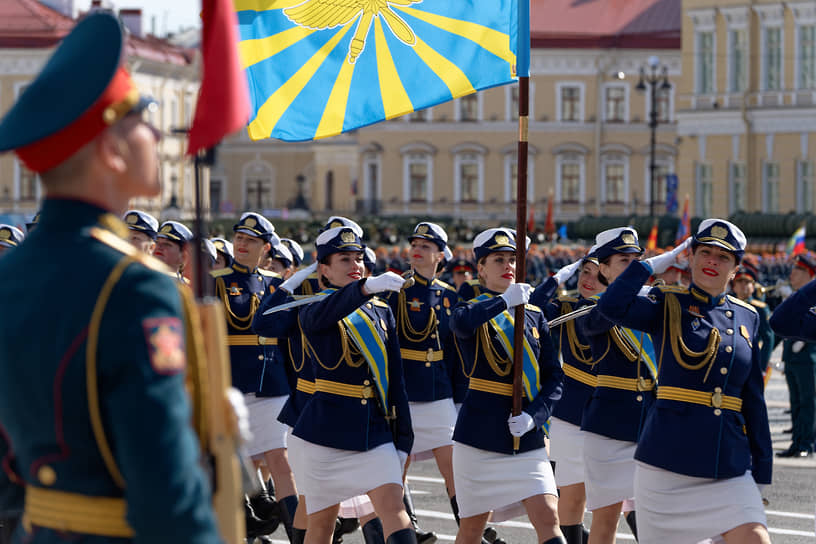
top-left (601, 82), bottom-right (629, 123)
top-left (695, 162), bottom-right (713, 217)
top-left (695, 30), bottom-right (717, 94)
top-left (754, 4), bottom-right (785, 92)
top-left (728, 161), bottom-right (747, 215)
top-left (503, 81), bottom-right (535, 122)
top-left (400, 143), bottom-right (436, 204)
top-left (362, 153), bottom-right (382, 202)
top-left (555, 81), bottom-right (585, 122)
top-left (452, 144), bottom-right (486, 203)
top-left (503, 152), bottom-right (536, 203)
top-left (796, 159), bottom-right (814, 213)
top-left (601, 154), bottom-right (630, 204)
top-left (688, 8), bottom-right (717, 96)
top-left (555, 153), bottom-right (586, 213)
top-left (761, 160), bottom-right (781, 213)
top-left (454, 92), bottom-right (483, 122)
top-left (722, 7), bottom-right (750, 94)
top-left (792, 3), bottom-right (816, 89)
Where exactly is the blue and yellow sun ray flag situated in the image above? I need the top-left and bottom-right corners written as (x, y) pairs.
top-left (235, 0), bottom-right (522, 141)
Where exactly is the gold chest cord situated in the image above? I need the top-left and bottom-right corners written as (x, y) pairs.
top-left (660, 293), bottom-right (721, 383)
top-left (299, 313), bottom-right (366, 371)
top-left (216, 276), bottom-right (260, 331)
top-left (397, 289), bottom-right (437, 343)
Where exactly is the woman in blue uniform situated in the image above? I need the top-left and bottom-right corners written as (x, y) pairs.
top-left (387, 222), bottom-right (458, 541)
top-left (578, 227), bottom-right (652, 544)
top-left (450, 228), bottom-right (565, 544)
top-left (288, 226), bottom-right (417, 544)
top-left (598, 219), bottom-right (772, 544)
top-left (533, 249), bottom-right (603, 544)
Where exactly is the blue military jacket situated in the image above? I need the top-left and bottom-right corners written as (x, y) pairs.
top-left (599, 261), bottom-right (773, 484)
top-left (450, 291), bottom-right (563, 454)
top-left (386, 273), bottom-right (458, 402)
top-left (770, 278), bottom-right (816, 341)
top-left (212, 263), bottom-right (287, 396)
top-left (744, 296), bottom-right (774, 372)
top-left (293, 281), bottom-right (413, 455)
top-left (450, 279), bottom-right (488, 402)
top-left (252, 289), bottom-right (313, 428)
top-left (0, 199), bottom-right (220, 543)
top-left (580, 294), bottom-right (656, 443)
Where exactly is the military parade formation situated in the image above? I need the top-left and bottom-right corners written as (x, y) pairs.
top-left (2, 9), bottom-right (816, 544)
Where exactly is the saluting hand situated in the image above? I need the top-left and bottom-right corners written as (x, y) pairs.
top-left (280, 261), bottom-right (319, 294)
top-left (553, 259), bottom-right (582, 286)
top-left (363, 271), bottom-right (405, 294)
top-left (507, 411), bottom-right (535, 437)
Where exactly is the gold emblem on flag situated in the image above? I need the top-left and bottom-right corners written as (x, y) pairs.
top-left (341, 230), bottom-right (356, 243)
top-left (711, 225), bottom-right (728, 240)
top-left (622, 233), bottom-right (636, 245)
top-left (285, 0), bottom-right (423, 64)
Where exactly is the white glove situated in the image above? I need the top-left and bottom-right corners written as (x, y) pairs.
top-left (364, 271), bottom-right (405, 294)
top-left (645, 238), bottom-right (692, 275)
top-left (226, 387), bottom-right (252, 443)
top-left (397, 450), bottom-right (409, 469)
top-left (500, 283), bottom-right (532, 309)
top-left (279, 262), bottom-right (318, 294)
top-left (553, 259), bottom-right (582, 285)
top-left (507, 411), bottom-right (535, 437)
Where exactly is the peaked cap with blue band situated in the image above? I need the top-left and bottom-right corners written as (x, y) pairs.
top-left (472, 228), bottom-right (531, 262)
top-left (316, 226), bottom-right (364, 261)
top-left (157, 221), bottom-right (193, 244)
top-left (202, 238), bottom-right (217, 266)
top-left (691, 219), bottom-right (746, 261)
top-left (211, 237), bottom-right (234, 259)
top-left (268, 241), bottom-right (294, 269)
top-left (408, 222), bottom-right (448, 250)
top-left (364, 247), bottom-right (377, 272)
top-left (281, 238), bottom-right (304, 267)
top-left (233, 212), bottom-right (276, 243)
top-left (594, 227), bottom-right (643, 260)
top-left (123, 210), bottom-right (159, 239)
top-left (320, 216), bottom-right (364, 237)
top-left (0, 225), bottom-right (25, 249)
top-left (0, 13), bottom-right (155, 173)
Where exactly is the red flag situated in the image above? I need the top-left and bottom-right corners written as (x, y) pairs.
top-left (544, 198), bottom-right (555, 235)
top-left (647, 222), bottom-right (658, 250)
top-left (187, 0), bottom-right (250, 156)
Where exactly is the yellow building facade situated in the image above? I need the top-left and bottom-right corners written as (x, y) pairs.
top-left (677, 0), bottom-right (816, 217)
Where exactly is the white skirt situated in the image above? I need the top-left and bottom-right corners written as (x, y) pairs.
top-left (635, 462), bottom-right (767, 544)
top-left (452, 442), bottom-right (557, 522)
top-left (548, 417), bottom-right (586, 487)
top-left (583, 432), bottom-right (636, 511)
top-left (409, 399), bottom-right (456, 461)
top-left (289, 435), bottom-right (403, 514)
top-left (285, 428), bottom-right (303, 483)
top-left (245, 394), bottom-right (289, 456)
top-left (339, 495), bottom-right (376, 518)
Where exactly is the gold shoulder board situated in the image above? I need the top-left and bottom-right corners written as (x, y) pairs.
top-left (89, 227), bottom-right (170, 274)
top-left (727, 295), bottom-right (758, 315)
top-left (258, 269), bottom-right (281, 278)
top-left (749, 299), bottom-right (768, 309)
top-left (209, 267), bottom-right (232, 278)
top-left (525, 303), bottom-right (542, 312)
top-left (658, 285), bottom-right (689, 294)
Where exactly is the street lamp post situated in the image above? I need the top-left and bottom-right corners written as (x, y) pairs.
top-left (636, 55), bottom-right (672, 218)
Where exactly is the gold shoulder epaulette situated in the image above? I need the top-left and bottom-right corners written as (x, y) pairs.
top-left (749, 299), bottom-right (768, 309)
top-left (433, 279), bottom-right (456, 291)
top-left (259, 269), bottom-right (281, 278)
top-left (657, 285), bottom-right (689, 294)
top-left (557, 295), bottom-right (579, 303)
top-left (525, 303), bottom-right (542, 312)
top-left (89, 227), bottom-right (170, 274)
top-left (372, 298), bottom-right (390, 308)
top-left (307, 272), bottom-right (318, 279)
top-left (727, 295), bottom-right (758, 314)
top-left (209, 267), bottom-right (232, 278)
top-left (466, 278), bottom-right (480, 286)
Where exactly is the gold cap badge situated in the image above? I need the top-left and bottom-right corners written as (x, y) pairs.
top-left (126, 214), bottom-right (138, 225)
top-left (245, 217), bottom-right (257, 228)
top-left (0, 229), bottom-right (9, 241)
top-left (160, 224), bottom-right (173, 233)
top-left (494, 234), bottom-right (510, 246)
top-left (417, 224), bottom-right (429, 235)
top-left (621, 233), bottom-right (636, 245)
top-left (341, 230), bottom-right (356, 243)
top-left (711, 225), bottom-right (728, 240)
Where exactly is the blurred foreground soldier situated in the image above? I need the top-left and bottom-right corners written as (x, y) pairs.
top-left (25, 212), bottom-right (40, 233)
top-left (776, 254), bottom-right (816, 458)
top-left (154, 220), bottom-right (193, 282)
top-left (0, 12), bottom-right (222, 544)
top-left (123, 209), bottom-right (158, 254)
top-left (0, 226), bottom-right (24, 257)
top-left (731, 266), bottom-right (774, 375)
top-left (598, 220), bottom-right (772, 544)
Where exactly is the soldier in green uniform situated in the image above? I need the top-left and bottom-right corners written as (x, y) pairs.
top-left (731, 266), bottom-right (774, 375)
top-left (0, 13), bottom-right (222, 543)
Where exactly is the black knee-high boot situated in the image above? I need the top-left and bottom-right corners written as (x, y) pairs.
top-left (279, 495), bottom-right (299, 542)
top-left (291, 528), bottom-right (306, 544)
top-left (542, 537), bottom-right (567, 544)
top-left (362, 518), bottom-right (386, 544)
top-left (386, 528), bottom-right (419, 544)
top-left (559, 524), bottom-right (585, 544)
top-left (403, 483), bottom-right (436, 544)
top-left (582, 524), bottom-right (589, 544)
top-left (624, 511), bottom-right (638, 542)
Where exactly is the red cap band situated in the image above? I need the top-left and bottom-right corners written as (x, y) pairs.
top-left (16, 68), bottom-right (138, 173)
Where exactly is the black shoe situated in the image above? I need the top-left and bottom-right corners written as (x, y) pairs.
top-left (483, 527), bottom-right (497, 543)
top-left (245, 496), bottom-right (281, 538)
top-left (249, 490), bottom-right (280, 522)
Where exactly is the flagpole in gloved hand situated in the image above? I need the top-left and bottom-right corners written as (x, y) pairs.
top-left (512, 0), bottom-right (531, 454)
